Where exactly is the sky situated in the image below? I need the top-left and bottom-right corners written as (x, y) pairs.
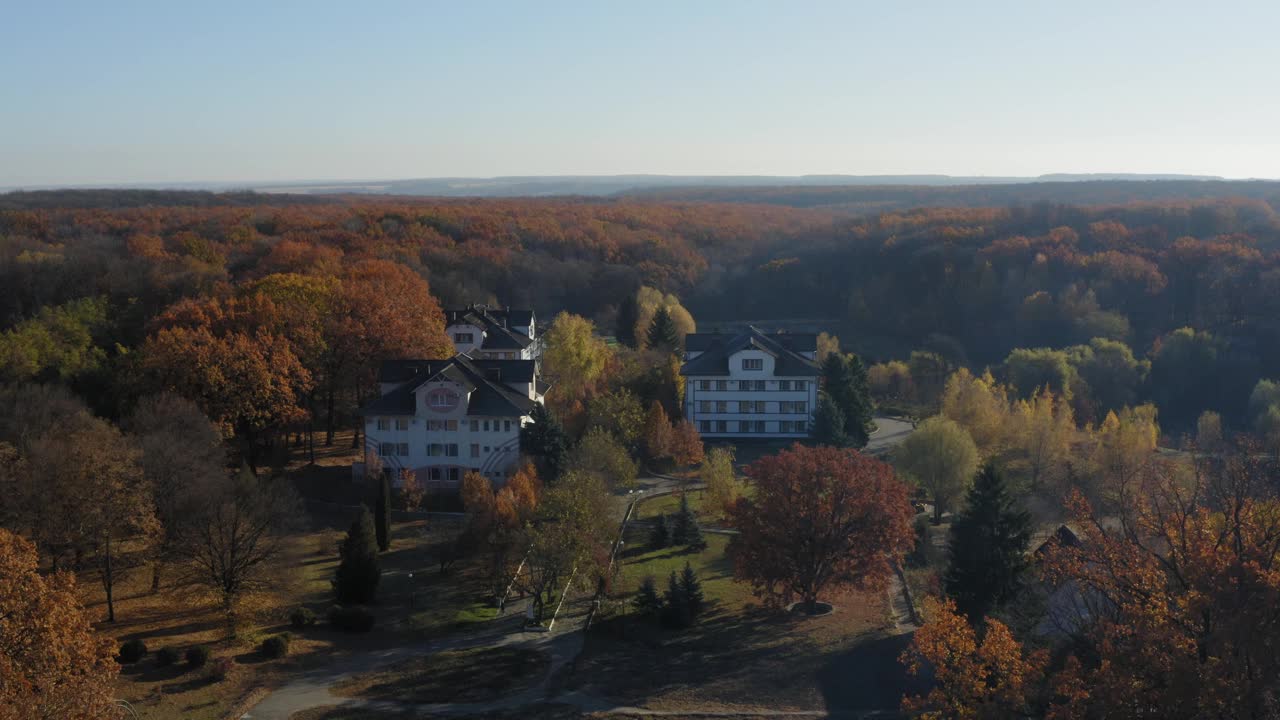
top-left (4, 0), bottom-right (1280, 186)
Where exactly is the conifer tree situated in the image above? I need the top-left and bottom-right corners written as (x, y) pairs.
top-left (812, 391), bottom-right (850, 447)
top-left (662, 569), bottom-right (691, 628)
top-left (647, 307), bottom-right (681, 354)
top-left (671, 493), bottom-right (704, 548)
top-left (649, 513), bottom-right (670, 550)
top-left (333, 508), bottom-right (380, 605)
top-left (374, 471), bottom-right (391, 551)
top-left (616, 291), bottom-right (640, 348)
top-left (944, 464), bottom-right (1032, 622)
top-left (520, 403), bottom-right (569, 481)
top-left (678, 561), bottom-right (704, 617)
top-left (633, 575), bottom-right (663, 619)
top-left (822, 352), bottom-right (874, 447)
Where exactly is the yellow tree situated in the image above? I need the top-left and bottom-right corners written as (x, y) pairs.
top-left (642, 400), bottom-right (673, 462)
top-left (940, 368), bottom-right (1013, 455)
top-left (701, 446), bottom-right (739, 520)
top-left (894, 416), bottom-right (980, 524)
top-left (1089, 404), bottom-right (1158, 509)
top-left (541, 312), bottom-right (612, 407)
top-left (1011, 388), bottom-right (1075, 489)
top-left (816, 332), bottom-right (841, 363)
top-left (632, 286), bottom-right (695, 350)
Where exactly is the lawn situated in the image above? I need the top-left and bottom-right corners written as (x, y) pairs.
top-left (93, 506), bottom-right (493, 719)
top-left (331, 645), bottom-right (550, 704)
top-left (571, 518), bottom-right (903, 714)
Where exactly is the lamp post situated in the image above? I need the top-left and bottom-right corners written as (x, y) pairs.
top-left (408, 572), bottom-right (415, 610)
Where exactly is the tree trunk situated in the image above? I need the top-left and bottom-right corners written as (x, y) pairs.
top-left (151, 559), bottom-right (161, 593)
top-left (104, 537), bottom-right (116, 623)
top-left (325, 386), bottom-right (336, 446)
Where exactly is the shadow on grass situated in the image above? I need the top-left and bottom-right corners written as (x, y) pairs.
top-left (816, 630), bottom-right (925, 715)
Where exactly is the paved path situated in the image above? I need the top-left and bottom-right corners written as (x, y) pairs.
top-left (865, 417), bottom-right (914, 456)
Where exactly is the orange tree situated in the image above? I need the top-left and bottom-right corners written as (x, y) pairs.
top-left (728, 444), bottom-right (914, 613)
top-left (0, 528), bottom-right (118, 718)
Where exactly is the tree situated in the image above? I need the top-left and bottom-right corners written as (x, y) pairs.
top-left (1088, 404), bottom-right (1158, 508)
top-left (0, 529), bottom-right (119, 718)
top-left (678, 561), bottom-right (705, 616)
top-left (632, 286), bottom-right (695, 351)
top-left (517, 470), bottom-right (615, 622)
top-left (1011, 388), bottom-right (1074, 489)
top-left (1195, 410), bottom-right (1224, 451)
top-left (701, 446), bottom-right (739, 520)
top-left (333, 507), bottom-right (381, 605)
top-left (520, 403), bottom-right (569, 481)
top-left (585, 388), bottom-right (645, 448)
top-left (816, 331), bottom-right (841, 363)
top-left (649, 513), bottom-right (670, 549)
top-left (1148, 327), bottom-right (1231, 430)
top-left (812, 391), bottom-right (849, 447)
top-left (1004, 347), bottom-right (1076, 400)
top-left (729, 444), bottom-right (915, 613)
top-left (893, 416), bottom-right (980, 524)
top-left (567, 427), bottom-right (638, 489)
top-left (647, 307), bottom-right (681, 354)
top-left (399, 468), bottom-right (425, 512)
top-left (944, 465), bottom-right (1032, 622)
top-left (822, 352), bottom-right (873, 447)
top-left (1072, 337), bottom-right (1148, 417)
top-left (669, 420), bottom-right (705, 467)
top-left (126, 393), bottom-right (226, 592)
top-left (374, 471), bottom-right (391, 552)
top-left (901, 597), bottom-right (1047, 719)
top-left (868, 360), bottom-right (915, 405)
top-left (642, 400), bottom-right (673, 462)
top-left (671, 493), bottom-right (705, 549)
top-left (177, 466), bottom-right (301, 628)
top-left (633, 575), bottom-right (662, 619)
top-left (541, 312), bottom-right (612, 405)
top-left (940, 369), bottom-right (1012, 456)
top-left (908, 351), bottom-right (950, 405)
top-left (616, 290), bottom-right (640, 348)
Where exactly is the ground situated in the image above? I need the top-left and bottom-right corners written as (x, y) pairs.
top-left (89, 431), bottom-right (494, 720)
top-left (330, 646), bottom-right (550, 704)
top-left (567, 507), bottom-right (914, 714)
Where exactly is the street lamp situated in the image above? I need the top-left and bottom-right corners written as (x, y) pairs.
top-left (408, 572), bottom-right (415, 610)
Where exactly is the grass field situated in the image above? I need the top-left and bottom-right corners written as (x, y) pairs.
top-left (331, 646), bottom-right (550, 704)
top-left (572, 508), bottom-right (905, 714)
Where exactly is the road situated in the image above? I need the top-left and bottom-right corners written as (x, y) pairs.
top-left (865, 416), bottom-right (914, 456)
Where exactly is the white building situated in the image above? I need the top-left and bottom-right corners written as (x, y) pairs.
top-left (362, 354), bottom-right (545, 488)
top-left (680, 327), bottom-right (820, 439)
top-left (444, 305), bottom-right (539, 360)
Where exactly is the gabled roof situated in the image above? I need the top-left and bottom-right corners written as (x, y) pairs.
top-left (364, 355), bottom-right (537, 417)
top-left (681, 326), bottom-right (821, 377)
top-left (445, 305), bottom-right (533, 350)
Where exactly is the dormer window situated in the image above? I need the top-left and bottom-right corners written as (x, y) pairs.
top-left (454, 332), bottom-right (474, 344)
top-left (742, 358), bottom-right (763, 371)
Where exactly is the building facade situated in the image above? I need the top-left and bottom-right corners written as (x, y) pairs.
top-left (680, 327), bottom-right (820, 439)
top-left (444, 305), bottom-right (539, 360)
top-left (362, 353), bottom-right (544, 488)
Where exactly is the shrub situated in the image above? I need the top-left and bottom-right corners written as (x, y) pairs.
top-left (328, 605), bottom-right (376, 632)
top-left (155, 647), bottom-right (180, 667)
top-left (333, 508), bottom-right (381, 604)
top-left (208, 656), bottom-right (234, 682)
top-left (185, 645), bottom-right (210, 669)
top-left (117, 638), bottom-right (147, 664)
top-left (261, 634), bottom-right (290, 659)
top-left (289, 606), bottom-right (317, 629)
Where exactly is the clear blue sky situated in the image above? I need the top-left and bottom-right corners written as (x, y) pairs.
top-left (3, 0), bottom-right (1279, 186)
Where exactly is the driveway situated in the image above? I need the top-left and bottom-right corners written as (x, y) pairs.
top-left (865, 416), bottom-right (913, 456)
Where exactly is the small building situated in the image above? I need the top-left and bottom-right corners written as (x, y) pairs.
top-left (361, 353), bottom-right (544, 488)
top-left (679, 326), bottom-right (820, 439)
top-left (444, 305), bottom-right (539, 360)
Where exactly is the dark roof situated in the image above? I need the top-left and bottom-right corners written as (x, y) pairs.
top-left (681, 327), bottom-right (821, 377)
top-left (445, 305), bottom-right (533, 350)
top-left (364, 355), bottom-right (537, 417)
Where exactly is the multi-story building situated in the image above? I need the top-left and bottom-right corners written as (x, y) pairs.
top-left (361, 353), bottom-right (544, 488)
top-left (444, 305), bottom-right (539, 360)
top-left (680, 326), bottom-right (820, 439)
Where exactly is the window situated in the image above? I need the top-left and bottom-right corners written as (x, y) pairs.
top-left (454, 332), bottom-right (474, 344)
top-left (470, 444), bottom-right (480, 458)
top-left (755, 421), bottom-right (767, 433)
top-left (470, 420), bottom-right (479, 432)
top-left (780, 401), bottom-right (791, 413)
top-left (446, 420), bottom-right (458, 431)
top-left (698, 400), bottom-right (711, 413)
top-left (376, 418), bottom-right (390, 431)
top-left (698, 380), bottom-right (710, 391)
top-left (445, 444), bottom-right (459, 457)
top-left (716, 420), bottom-right (727, 433)
top-left (428, 420), bottom-right (444, 431)
top-left (378, 442), bottom-right (395, 456)
top-left (742, 358), bottom-right (763, 371)
top-left (394, 418), bottom-right (409, 431)
top-left (796, 401), bottom-right (808, 413)
top-left (428, 444), bottom-right (443, 456)
top-left (448, 468), bottom-right (460, 484)
top-left (795, 380), bottom-right (807, 391)
top-left (757, 380), bottom-right (768, 391)
top-left (699, 420), bottom-right (711, 433)
top-left (716, 401), bottom-right (727, 413)
top-left (429, 467), bottom-right (442, 482)
top-left (483, 420), bottom-right (490, 431)
top-left (504, 420), bottom-right (512, 432)
top-left (716, 380), bottom-right (727, 391)
top-left (779, 380), bottom-right (791, 391)
top-left (396, 442), bottom-right (409, 456)
top-left (779, 421), bottom-right (791, 433)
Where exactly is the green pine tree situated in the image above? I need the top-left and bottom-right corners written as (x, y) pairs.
top-left (333, 507), bottom-right (381, 605)
top-left (822, 352), bottom-right (873, 447)
top-left (944, 464), bottom-right (1032, 622)
top-left (678, 561), bottom-right (704, 617)
top-left (520, 403), bottom-right (569, 481)
top-left (812, 391), bottom-right (850, 447)
top-left (374, 471), bottom-right (391, 552)
top-left (649, 513), bottom-right (671, 549)
top-left (633, 575), bottom-right (663, 619)
top-left (616, 291), bottom-right (640, 348)
top-left (671, 493), bottom-right (704, 548)
top-left (662, 570), bottom-right (691, 628)
top-left (647, 307), bottom-right (681, 353)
